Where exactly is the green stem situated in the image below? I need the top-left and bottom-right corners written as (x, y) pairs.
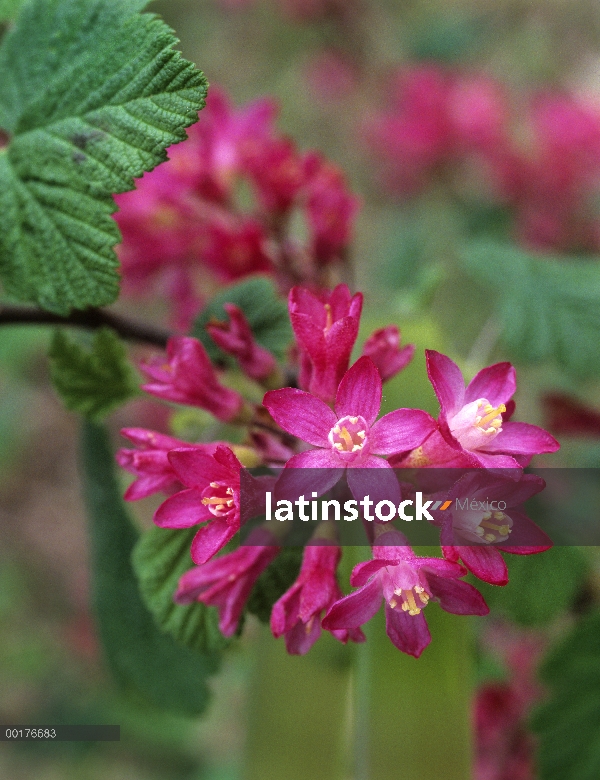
top-left (244, 624), bottom-right (351, 780)
top-left (359, 605), bottom-right (473, 780)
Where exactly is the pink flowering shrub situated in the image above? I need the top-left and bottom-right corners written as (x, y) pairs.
top-left (118, 283), bottom-right (559, 658)
top-left (115, 87), bottom-right (359, 329)
top-left (367, 64), bottom-right (600, 253)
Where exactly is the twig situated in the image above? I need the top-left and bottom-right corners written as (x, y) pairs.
top-left (0, 305), bottom-right (172, 348)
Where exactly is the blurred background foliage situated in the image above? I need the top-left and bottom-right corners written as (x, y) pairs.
top-left (3, 0), bottom-right (600, 778)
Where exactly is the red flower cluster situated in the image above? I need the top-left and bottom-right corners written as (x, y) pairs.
top-left (367, 64), bottom-right (600, 253)
top-left (115, 87), bottom-right (359, 328)
top-left (118, 284), bottom-right (559, 658)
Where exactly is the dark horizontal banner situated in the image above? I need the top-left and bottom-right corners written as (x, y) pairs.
top-left (1, 725), bottom-right (120, 741)
top-left (239, 468), bottom-right (600, 547)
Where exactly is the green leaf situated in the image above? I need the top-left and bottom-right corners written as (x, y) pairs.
top-left (476, 547), bottom-right (587, 627)
top-left (247, 547), bottom-right (303, 624)
top-left (0, 0), bottom-right (207, 313)
top-left (0, 0), bottom-right (24, 22)
top-left (192, 277), bottom-right (292, 363)
top-left (80, 420), bottom-right (221, 717)
top-left (49, 327), bottom-right (139, 420)
top-left (460, 241), bottom-right (600, 377)
top-left (532, 610), bottom-right (600, 780)
top-left (132, 525), bottom-right (230, 655)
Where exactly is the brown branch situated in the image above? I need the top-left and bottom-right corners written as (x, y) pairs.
top-left (0, 305), bottom-right (172, 348)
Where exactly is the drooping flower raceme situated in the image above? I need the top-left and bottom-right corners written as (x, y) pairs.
top-left (115, 281), bottom-right (559, 660)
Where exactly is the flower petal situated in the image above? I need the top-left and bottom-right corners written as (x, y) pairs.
top-left (385, 604), bottom-right (431, 658)
top-left (154, 489), bottom-right (211, 528)
top-left (370, 409), bottom-right (437, 455)
top-left (168, 448), bottom-right (231, 488)
top-left (190, 518), bottom-right (239, 564)
top-left (426, 574), bottom-right (489, 615)
top-left (350, 559), bottom-right (389, 587)
top-left (426, 350), bottom-right (465, 419)
top-left (335, 356), bottom-right (381, 425)
top-left (478, 422), bottom-right (560, 455)
top-left (464, 362), bottom-right (516, 407)
top-left (347, 458), bottom-right (401, 507)
top-left (322, 578), bottom-right (382, 630)
top-left (453, 545), bottom-right (508, 586)
top-left (263, 388), bottom-right (336, 446)
top-left (276, 450), bottom-right (343, 503)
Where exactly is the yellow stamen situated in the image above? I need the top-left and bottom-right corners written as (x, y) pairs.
top-left (479, 404), bottom-right (506, 428)
top-left (202, 496), bottom-right (229, 506)
top-left (339, 427), bottom-right (354, 449)
top-left (404, 591), bottom-right (421, 616)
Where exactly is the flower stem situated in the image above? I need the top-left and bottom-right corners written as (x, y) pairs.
top-left (358, 605), bottom-right (473, 779)
top-left (244, 624), bottom-right (351, 780)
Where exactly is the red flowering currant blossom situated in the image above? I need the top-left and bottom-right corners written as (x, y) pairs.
top-left (244, 136), bottom-right (307, 215)
top-left (200, 218), bottom-right (273, 283)
top-left (365, 65), bottom-right (509, 195)
top-left (271, 541), bottom-right (365, 655)
top-left (175, 527), bottom-right (280, 637)
top-left (116, 428), bottom-right (221, 502)
top-left (322, 529), bottom-right (488, 658)
top-left (543, 392), bottom-right (600, 438)
top-left (361, 325), bottom-right (415, 382)
top-left (425, 350), bottom-right (559, 469)
top-left (475, 627), bottom-right (545, 780)
top-left (140, 337), bottom-right (247, 423)
top-left (207, 303), bottom-right (277, 382)
top-left (264, 356), bottom-right (436, 501)
top-left (436, 471), bottom-right (551, 586)
top-left (154, 445), bottom-right (246, 565)
top-left (289, 283), bottom-right (363, 403)
top-left (302, 152), bottom-right (360, 265)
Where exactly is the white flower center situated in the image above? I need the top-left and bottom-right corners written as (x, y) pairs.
top-left (449, 398), bottom-right (505, 450)
top-left (328, 415), bottom-right (368, 459)
top-left (454, 509), bottom-right (513, 544)
top-left (201, 481), bottom-right (235, 517)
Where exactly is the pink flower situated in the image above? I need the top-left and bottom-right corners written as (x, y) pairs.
top-left (361, 326), bottom-right (415, 382)
top-left (288, 284), bottom-right (363, 402)
top-left (154, 445), bottom-right (244, 564)
top-left (322, 529), bottom-right (488, 657)
top-left (263, 356), bottom-right (436, 500)
top-left (141, 337), bottom-right (246, 423)
top-left (270, 542), bottom-right (365, 654)
top-left (244, 136), bottom-right (306, 215)
top-left (175, 527), bottom-right (280, 637)
top-left (438, 472), bottom-right (551, 586)
top-left (201, 218), bottom-right (273, 281)
top-left (116, 428), bottom-right (219, 501)
top-left (426, 350), bottom-right (559, 468)
top-left (186, 86), bottom-right (278, 205)
top-left (302, 152), bottom-right (360, 265)
top-left (207, 303), bottom-right (277, 381)
top-left (543, 392), bottom-right (600, 438)
top-left (365, 65), bottom-right (510, 195)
